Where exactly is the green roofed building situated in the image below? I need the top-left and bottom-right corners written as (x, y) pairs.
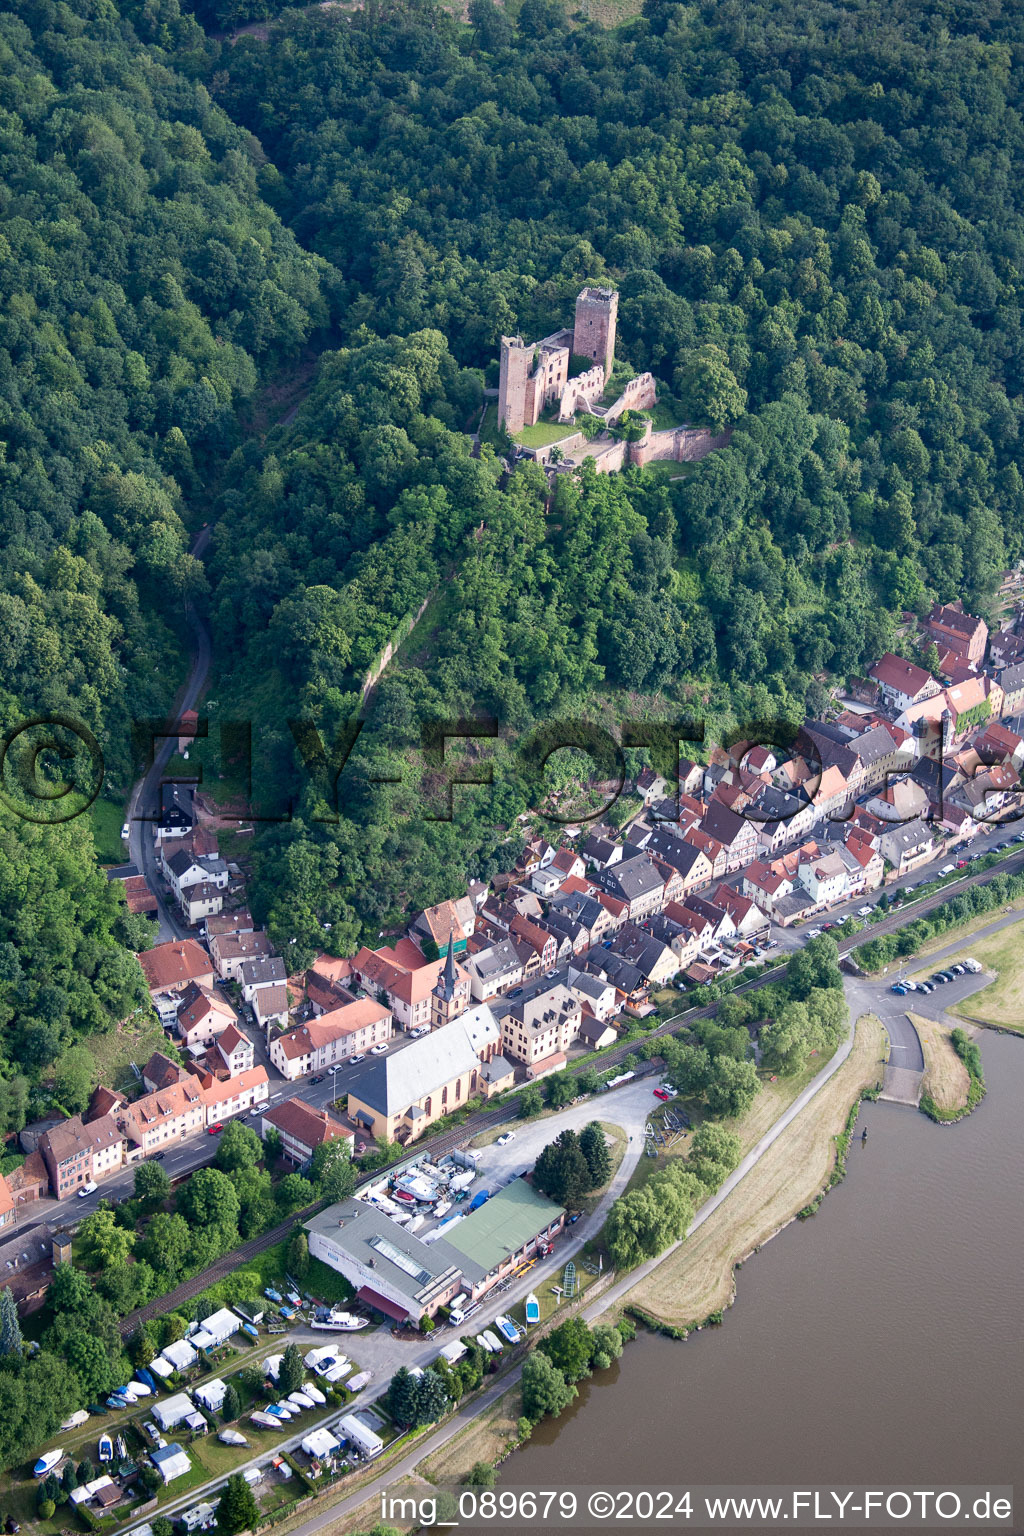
top-left (442, 1180), bottom-right (565, 1296)
top-left (304, 1179), bottom-right (565, 1320)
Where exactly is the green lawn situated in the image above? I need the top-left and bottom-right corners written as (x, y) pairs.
top-left (514, 420), bottom-right (575, 448)
top-left (89, 796), bottom-right (128, 864)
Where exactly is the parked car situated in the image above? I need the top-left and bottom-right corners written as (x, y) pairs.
top-left (857, 905), bottom-right (873, 917)
top-left (496, 1131), bottom-right (516, 1146)
top-left (409, 1025), bottom-right (430, 1038)
top-left (349, 1053), bottom-right (366, 1065)
top-left (309, 1074), bottom-right (325, 1084)
top-left (653, 1087), bottom-right (672, 1101)
top-left (931, 974), bottom-right (948, 984)
top-left (120, 823), bottom-right (130, 841)
top-left (208, 1122), bottom-right (224, 1135)
top-left (370, 1043), bottom-right (389, 1056)
top-left (153, 1151), bottom-right (166, 1161)
top-left (78, 1180), bottom-right (98, 1197)
top-left (806, 927), bottom-right (823, 940)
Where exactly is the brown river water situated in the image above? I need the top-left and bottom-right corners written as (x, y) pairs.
top-left (484, 1033), bottom-right (1024, 1533)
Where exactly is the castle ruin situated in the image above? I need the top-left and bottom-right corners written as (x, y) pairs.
top-left (498, 286), bottom-right (619, 435)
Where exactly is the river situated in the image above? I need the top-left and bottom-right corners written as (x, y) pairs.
top-left (490, 1033), bottom-right (1023, 1531)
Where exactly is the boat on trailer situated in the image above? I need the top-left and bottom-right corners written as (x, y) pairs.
top-left (310, 1307), bottom-right (369, 1332)
top-left (33, 1449), bottom-right (65, 1478)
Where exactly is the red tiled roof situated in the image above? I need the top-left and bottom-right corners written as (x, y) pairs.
top-left (138, 940), bottom-right (212, 991)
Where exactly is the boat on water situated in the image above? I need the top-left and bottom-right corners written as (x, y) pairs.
top-left (61, 1410), bottom-right (90, 1431)
top-left (287, 1392), bottom-right (314, 1410)
top-left (524, 1292), bottom-right (540, 1325)
top-left (310, 1308), bottom-right (369, 1332)
top-left (219, 1429), bottom-right (248, 1447)
top-left (33, 1449), bottom-right (64, 1478)
top-left (495, 1315), bottom-right (521, 1345)
top-left (264, 1287), bottom-right (282, 1303)
top-left (97, 1435), bottom-right (114, 1463)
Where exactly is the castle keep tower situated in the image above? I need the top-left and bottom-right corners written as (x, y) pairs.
top-left (573, 285), bottom-right (618, 380)
top-left (498, 335), bottom-right (533, 436)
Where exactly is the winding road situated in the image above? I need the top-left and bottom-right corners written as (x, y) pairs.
top-left (126, 526), bottom-right (213, 943)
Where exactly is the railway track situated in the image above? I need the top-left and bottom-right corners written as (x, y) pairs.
top-left (119, 844), bottom-right (1024, 1337)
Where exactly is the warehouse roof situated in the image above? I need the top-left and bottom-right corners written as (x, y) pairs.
top-left (440, 1180), bottom-right (564, 1277)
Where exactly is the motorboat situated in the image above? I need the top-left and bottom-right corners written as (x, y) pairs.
top-left (106, 1396), bottom-right (130, 1411)
top-left (218, 1429), bottom-right (248, 1447)
top-left (475, 1332), bottom-right (499, 1354)
top-left (524, 1293), bottom-right (540, 1324)
top-left (241, 1322), bottom-right (259, 1340)
top-left (135, 1368), bottom-right (157, 1391)
top-left (346, 1369), bottom-right (372, 1393)
top-left (250, 1411), bottom-right (281, 1430)
top-left (263, 1287), bottom-right (282, 1302)
top-left (268, 1403), bottom-right (294, 1419)
top-left (481, 1330), bottom-right (504, 1353)
top-left (33, 1449), bottom-right (64, 1478)
top-left (97, 1435), bottom-right (114, 1463)
top-left (286, 1290), bottom-right (302, 1307)
top-left (128, 1381), bottom-right (152, 1397)
top-left (495, 1315), bottom-right (521, 1345)
top-left (310, 1307), bottom-right (369, 1331)
top-left (115, 1436), bottom-right (128, 1461)
top-left (287, 1392), bottom-right (315, 1410)
top-left (61, 1410), bottom-right (90, 1431)
top-left (303, 1384), bottom-right (326, 1405)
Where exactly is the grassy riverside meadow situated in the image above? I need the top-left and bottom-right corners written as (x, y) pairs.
top-left (620, 1015), bottom-right (887, 1332)
top-left (911, 1015), bottom-right (974, 1118)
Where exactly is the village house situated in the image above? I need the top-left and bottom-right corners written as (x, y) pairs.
top-left (239, 956), bottom-right (287, 1005)
top-left (305, 955), bottom-right (354, 1016)
top-left (591, 853), bottom-right (665, 920)
top-left (351, 945), bottom-right (470, 1032)
top-left (39, 1113), bottom-right (125, 1198)
top-left (260, 1100), bottom-right (354, 1166)
top-left (409, 897), bottom-right (476, 958)
top-left (869, 653), bottom-right (942, 715)
top-left (210, 1023), bottom-right (254, 1078)
top-left (797, 849), bottom-right (849, 908)
top-left (878, 818), bottom-right (936, 878)
top-left (567, 971), bottom-right (619, 1023)
top-left (138, 939), bottom-right (214, 1001)
top-left (176, 982), bottom-right (237, 1050)
top-left (742, 860), bottom-right (794, 914)
top-left (607, 924), bottom-right (679, 986)
top-left (121, 1078), bottom-right (206, 1156)
top-left (253, 985), bottom-right (291, 1032)
top-left (209, 929), bottom-right (273, 983)
top-left (461, 938), bottom-right (524, 1001)
top-left (923, 601), bottom-right (988, 669)
top-left (698, 801), bottom-right (759, 872)
top-left (491, 981), bottom-right (582, 1076)
top-left (995, 658), bottom-right (1024, 717)
top-left (270, 997), bottom-right (394, 1081)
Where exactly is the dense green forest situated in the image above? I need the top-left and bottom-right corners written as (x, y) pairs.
top-left (189, 0), bottom-right (1024, 953)
top-left (0, 0), bottom-right (334, 1114)
top-left (5, 0), bottom-right (1024, 1000)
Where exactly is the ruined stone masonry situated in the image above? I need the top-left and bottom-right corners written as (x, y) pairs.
top-left (498, 285), bottom-right (619, 434)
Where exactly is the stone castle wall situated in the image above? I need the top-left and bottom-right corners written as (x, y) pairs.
top-left (628, 424), bottom-right (732, 468)
top-left (558, 365), bottom-right (605, 422)
top-left (604, 371), bottom-right (656, 424)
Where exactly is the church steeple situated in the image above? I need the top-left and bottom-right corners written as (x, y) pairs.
top-left (430, 927), bottom-right (465, 1030)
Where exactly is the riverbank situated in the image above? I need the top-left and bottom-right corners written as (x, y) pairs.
top-left (912, 1014), bottom-right (973, 1117)
top-left (619, 1014), bottom-right (886, 1332)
